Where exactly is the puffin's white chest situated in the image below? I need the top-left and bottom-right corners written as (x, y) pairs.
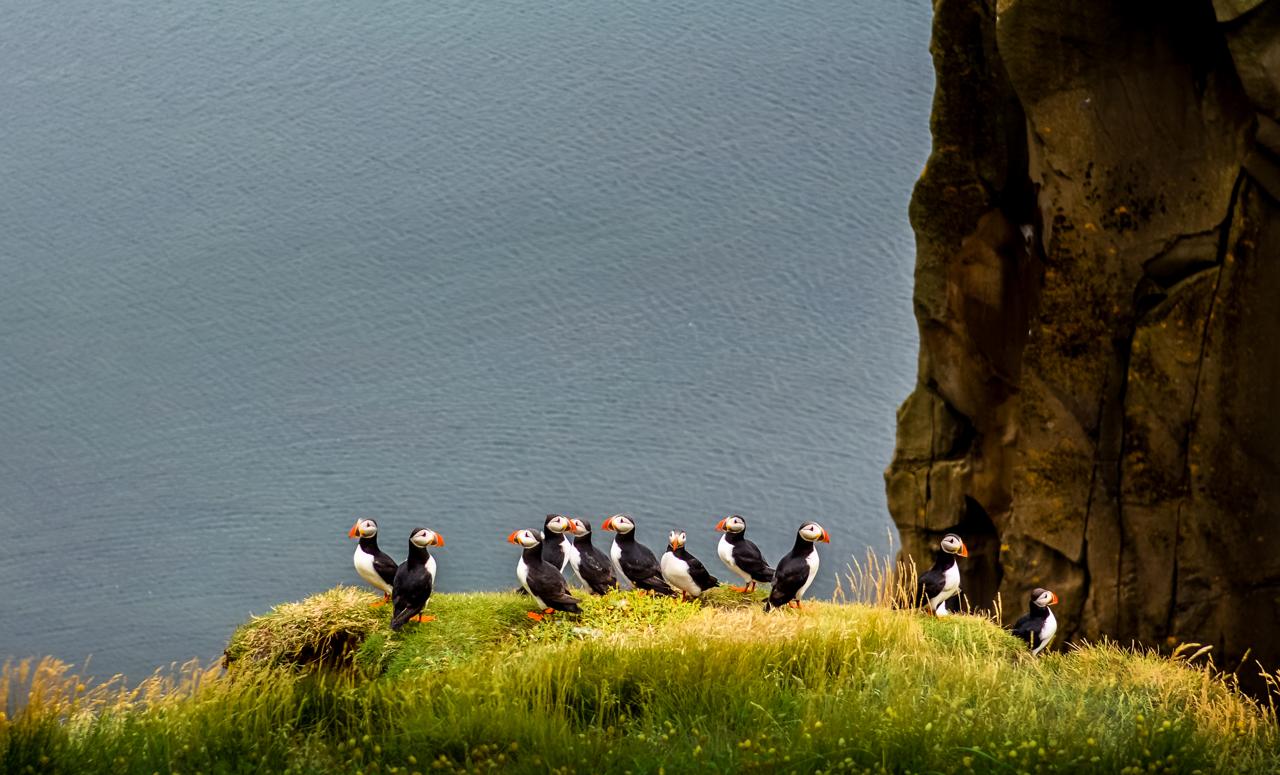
top-left (796, 551), bottom-right (820, 600)
top-left (420, 555), bottom-right (437, 607)
top-left (561, 535), bottom-right (580, 573)
top-left (516, 557), bottom-right (546, 608)
top-left (567, 540), bottom-right (587, 586)
top-left (942, 562), bottom-right (960, 595)
top-left (660, 551), bottom-right (698, 596)
top-left (353, 546), bottom-right (391, 594)
top-left (1032, 610), bottom-right (1058, 655)
top-left (931, 562), bottom-right (961, 615)
top-left (609, 539), bottom-right (627, 585)
top-left (718, 535), bottom-right (749, 581)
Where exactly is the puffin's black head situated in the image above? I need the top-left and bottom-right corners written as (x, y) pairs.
top-left (715, 515), bottom-right (747, 534)
top-left (409, 527), bottom-right (444, 548)
top-left (667, 530), bottom-right (687, 551)
top-left (1030, 588), bottom-right (1058, 608)
top-left (601, 514), bottom-right (635, 534)
top-left (544, 514), bottom-right (573, 535)
top-left (348, 518), bottom-right (378, 540)
top-left (507, 528), bottom-right (541, 549)
top-left (797, 521), bottom-right (830, 543)
top-left (569, 518), bottom-right (592, 537)
top-left (940, 533), bottom-right (968, 557)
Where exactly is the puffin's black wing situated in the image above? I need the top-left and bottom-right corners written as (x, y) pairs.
top-left (578, 548), bottom-right (619, 595)
top-left (372, 550), bottom-right (399, 587)
top-left (1010, 613), bottom-right (1036, 645)
top-left (733, 540), bottom-right (775, 582)
top-left (540, 583), bottom-right (582, 614)
top-left (619, 545), bottom-right (662, 582)
top-left (390, 562), bottom-right (431, 631)
top-left (765, 554), bottom-right (806, 610)
top-left (633, 573), bottom-right (678, 596)
top-left (685, 554), bottom-right (720, 591)
top-left (918, 567), bottom-right (945, 606)
top-left (621, 547), bottom-right (677, 596)
top-left (528, 562), bottom-right (582, 614)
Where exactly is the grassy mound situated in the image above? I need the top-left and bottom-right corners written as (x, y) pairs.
top-left (5, 587), bottom-right (1279, 774)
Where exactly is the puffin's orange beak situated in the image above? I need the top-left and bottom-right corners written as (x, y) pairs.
top-left (958, 543), bottom-right (970, 558)
top-left (506, 531), bottom-right (520, 544)
top-left (715, 518), bottom-right (727, 531)
top-left (348, 522), bottom-right (360, 539)
top-left (431, 534), bottom-right (445, 547)
top-left (1050, 592), bottom-right (1059, 605)
top-left (820, 530), bottom-right (831, 543)
top-left (602, 517), bottom-right (615, 531)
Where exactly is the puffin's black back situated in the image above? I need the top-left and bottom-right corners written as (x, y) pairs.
top-left (724, 531), bottom-right (775, 582)
top-left (573, 531), bottom-right (619, 595)
top-left (360, 534), bottom-right (398, 586)
top-left (390, 543), bottom-right (433, 631)
top-left (523, 544), bottom-right (582, 613)
top-left (764, 533), bottom-right (815, 610)
top-left (917, 549), bottom-right (956, 606)
top-left (1011, 601), bottom-right (1049, 644)
top-left (674, 545), bottom-right (719, 590)
top-left (615, 531), bottom-right (677, 596)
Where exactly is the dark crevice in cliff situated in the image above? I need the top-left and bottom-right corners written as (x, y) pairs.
top-left (959, 495), bottom-right (1002, 609)
top-left (1160, 169), bottom-right (1246, 635)
top-left (1108, 334), bottom-right (1134, 633)
top-left (1137, 227), bottom-right (1224, 316)
top-left (1079, 384), bottom-right (1107, 632)
top-left (925, 390), bottom-right (934, 503)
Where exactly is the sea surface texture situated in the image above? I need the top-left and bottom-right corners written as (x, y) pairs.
top-left (0, 0), bottom-right (933, 679)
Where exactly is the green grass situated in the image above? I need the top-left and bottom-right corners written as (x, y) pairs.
top-left (5, 585), bottom-right (1279, 774)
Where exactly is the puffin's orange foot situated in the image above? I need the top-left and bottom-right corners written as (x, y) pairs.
top-left (788, 600), bottom-right (802, 609)
top-left (414, 615), bottom-right (435, 623)
top-left (730, 585), bottom-right (749, 593)
top-left (370, 599), bottom-right (388, 608)
top-left (526, 612), bottom-right (544, 622)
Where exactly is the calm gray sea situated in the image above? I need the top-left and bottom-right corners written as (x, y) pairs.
top-left (0, 0), bottom-right (933, 680)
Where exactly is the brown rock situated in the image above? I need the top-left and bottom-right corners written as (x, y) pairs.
top-left (888, 0), bottom-right (1280, 685)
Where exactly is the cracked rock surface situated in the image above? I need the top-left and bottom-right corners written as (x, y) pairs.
top-left (887, 0), bottom-right (1280, 677)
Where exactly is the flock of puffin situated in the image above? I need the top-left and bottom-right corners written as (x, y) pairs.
top-left (348, 515), bottom-right (1059, 655)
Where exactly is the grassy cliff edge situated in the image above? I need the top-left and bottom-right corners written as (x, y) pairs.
top-left (4, 587), bottom-right (1279, 774)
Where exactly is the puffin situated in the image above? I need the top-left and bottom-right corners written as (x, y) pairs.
top-left (660, 530), bottom-right (719, 601)
top-left (1011, 587), bottom-right (1059, 655)
top-left (601, 515), bottom-right (677, 596)
top-left (540, 514), bottom-right (574, 572)
top-left (509, 528), bottom-right (582, 620)
top-left (763, 521), bottom-right (829, 612)
top-left (389, 527), bottom-right (445, 631)
top-left (348, 517), bottom-right (398, 606)
top-left (715, 515), bottom-right (775, 593)
top-left (567, 517), bottom-right (619, 595)
top-left (917, 533), bottom-right (968, 616)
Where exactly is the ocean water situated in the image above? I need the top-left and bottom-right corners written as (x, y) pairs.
top-left (0, 0), bottom-right (933, 680)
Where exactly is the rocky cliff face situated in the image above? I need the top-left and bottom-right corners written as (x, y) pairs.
top-left (888, 0), bottom-right (1280, 676)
